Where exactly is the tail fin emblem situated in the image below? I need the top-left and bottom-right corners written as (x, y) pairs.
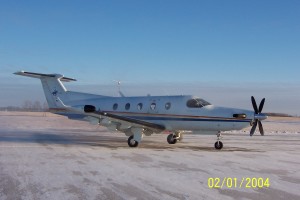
top-left (52, 90), bottom-right (58, 96)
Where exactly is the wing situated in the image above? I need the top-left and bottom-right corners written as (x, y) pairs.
top-left (83, 110), bottom-right (166, 137)
top-left (54, 99), bottom-right (165, 134)
top-left (90, 110), bottom-right (165, 131)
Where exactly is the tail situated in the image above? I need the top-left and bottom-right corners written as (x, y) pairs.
top-left (14, 71), bottom-right (76, 109)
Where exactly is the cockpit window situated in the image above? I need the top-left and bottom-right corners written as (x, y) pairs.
top-left (186, 98), bottom-right (211, 108)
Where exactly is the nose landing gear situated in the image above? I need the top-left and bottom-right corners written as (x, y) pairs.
top-left (214, 132), bottom-right (223, 150)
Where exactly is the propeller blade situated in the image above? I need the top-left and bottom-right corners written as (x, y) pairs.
top-left (251, 96), bottom-right (259, 114)
top-left (258, 98), bottom-right (265, 113)
top-left (258, 120), bottom-right (264, 136)
top-left (250, 120), bottom-right (258, 136)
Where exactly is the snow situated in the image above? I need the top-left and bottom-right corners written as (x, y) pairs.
top-left (0, 112), bottom-right (299, 200)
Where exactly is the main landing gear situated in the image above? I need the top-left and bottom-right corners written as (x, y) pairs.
top-left (128, 135), bottom-right (139, 147)
top-left (167, 132), bottom-right (183, 144)
top-left (127, 128), bottom-right (144, 148)
top-left (214, 132), bottom-right (223, 150)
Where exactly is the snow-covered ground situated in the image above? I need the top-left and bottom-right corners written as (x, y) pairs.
top-left (0, 112), bottom-right (299, 200)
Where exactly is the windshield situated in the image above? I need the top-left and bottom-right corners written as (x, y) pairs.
top-left (186, 98), bottom-right (211, 108)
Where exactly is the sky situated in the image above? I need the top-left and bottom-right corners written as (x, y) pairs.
top-left (0, 0), bottom-right (300, 115)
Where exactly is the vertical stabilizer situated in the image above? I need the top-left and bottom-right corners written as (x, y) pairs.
top-left (40, 76), bottom-right (67, 108)
top-left (14, 71), bottom-right (76, 109)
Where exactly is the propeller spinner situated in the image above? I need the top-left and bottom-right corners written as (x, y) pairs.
top-left (250, 96), bottom-right (267, 136)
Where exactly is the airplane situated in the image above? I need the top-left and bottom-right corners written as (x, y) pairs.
top-left (14, 71), bottom-right (268, 150)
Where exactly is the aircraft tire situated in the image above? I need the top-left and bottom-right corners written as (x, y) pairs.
top-left (128, 135), bottom-right (139, 147)
top-left (214, 141), bottom-right (223, 150)
top-left (167, 134), bottom-right (177, 144)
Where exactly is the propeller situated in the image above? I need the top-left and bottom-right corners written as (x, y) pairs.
top-left (250, 96), bottom-right (267, 136)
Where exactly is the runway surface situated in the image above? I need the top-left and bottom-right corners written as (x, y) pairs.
top-left (0, 112), bottom-right (299, 200)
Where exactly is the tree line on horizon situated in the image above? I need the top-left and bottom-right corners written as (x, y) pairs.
top-left (0, 100), bottom-right (48, 112)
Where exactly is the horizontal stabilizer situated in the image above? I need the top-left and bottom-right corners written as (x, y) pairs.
top-left (14, 71), bottom-right (76, 82)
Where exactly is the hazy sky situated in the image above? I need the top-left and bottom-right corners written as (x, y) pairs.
top-left (1, 0), bottom-right (300, 115)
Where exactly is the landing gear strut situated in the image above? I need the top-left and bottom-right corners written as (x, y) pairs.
top-left (214, 132), bottom-right (223, 150)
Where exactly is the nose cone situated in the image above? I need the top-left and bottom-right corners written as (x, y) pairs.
top-left (254, 113), bottom-right (268, 121)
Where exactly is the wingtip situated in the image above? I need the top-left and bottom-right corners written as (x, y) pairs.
top-left (13, 70), bottom-right (24, 75)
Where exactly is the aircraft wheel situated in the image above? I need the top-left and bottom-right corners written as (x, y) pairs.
top-left (128, 135), bottom-right (139, 147)
top-left (214, 141), bottom-right (223, 150)
top-left (167, 134), bottom-right (177, 144)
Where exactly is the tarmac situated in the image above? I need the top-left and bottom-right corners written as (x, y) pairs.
top-left (0, 112), bottom-right (299, 200)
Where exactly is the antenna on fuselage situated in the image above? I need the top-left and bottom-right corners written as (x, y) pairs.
top-left (113, 80), bottom-right (125, 97)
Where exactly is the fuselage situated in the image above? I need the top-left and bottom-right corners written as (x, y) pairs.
top-left (62, 94), bottom-right (254, 132)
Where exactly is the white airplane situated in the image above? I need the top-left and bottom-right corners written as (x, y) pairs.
top-left (14, 71), bottom-right (268, 150)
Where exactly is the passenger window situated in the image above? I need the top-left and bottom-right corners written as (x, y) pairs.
top-left (165, 102), bottom-right (171, 110)
top-left (125, 103), bottom-right (130, 110)
top-left (113, 103), bottom-right (118, 110)
top-left (137, 103), bottom-right (143, 110)
top-left (150, 103), bottom-right (156, 110)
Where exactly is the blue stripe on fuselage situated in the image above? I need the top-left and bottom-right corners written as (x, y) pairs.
top-left (123, 116), bottom-right (251, 123)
